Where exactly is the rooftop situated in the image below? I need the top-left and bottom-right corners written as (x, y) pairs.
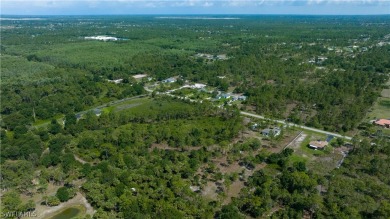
top-left (133, 74), bottom-right (148, 79)
top-left (309, 140), bottom-right (328, 149)
top-left (375, 119), bottom-right (390, 126)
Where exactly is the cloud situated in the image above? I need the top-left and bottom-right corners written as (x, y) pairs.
top-left (307, 0), bottom-right (389, 5)
top-left (2, 0), bottom-right (388, 7)
top-left (1, 0), bottom-right (388, 15)
top-left (202, 1), bottom-right (214, 7)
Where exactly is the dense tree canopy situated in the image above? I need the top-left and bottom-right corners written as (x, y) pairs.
top-left (0, 15), bottom-right (389, 218)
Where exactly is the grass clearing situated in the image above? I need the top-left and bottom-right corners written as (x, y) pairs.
top-left (365, 79), bottom-right (390, 121)
top-left (122, 98), bottom-right (196, 115)
top-left (290, 131), bottom-right (346, 175)
top-left (289, 154), bottom-right (308, 163)
top-left (283, 130), bottom-right (341, 174)
top-left (298, 134), bottom-right (326, 156)
top-left (33, 114), bottom-right (64, 127)
top-left (379, 99), bottom-right (390, 108)
top-left (111, 97), bottom-right (151, 112)
top-left (366, 97), bottom-right (390, 120)
top-left (5, 130), bottom-right (14, 139)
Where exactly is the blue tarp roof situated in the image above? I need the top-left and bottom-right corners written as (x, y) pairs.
top-left (326, 135), bottom-right (334, 142)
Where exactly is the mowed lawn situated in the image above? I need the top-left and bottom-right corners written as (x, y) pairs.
top-left (365, 78), bottom-right (390, 120)
top-left (366, 96), bottom-right (390, 120)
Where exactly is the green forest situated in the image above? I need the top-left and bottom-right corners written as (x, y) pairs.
top-left (1, 15), bottom-right (390, 219)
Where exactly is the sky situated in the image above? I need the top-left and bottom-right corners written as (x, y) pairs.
top-left (1, 0), bottom-right (390, 15)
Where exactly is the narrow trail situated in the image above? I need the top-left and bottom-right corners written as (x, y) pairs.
top-left (74, 155), bottom-right (88, 165)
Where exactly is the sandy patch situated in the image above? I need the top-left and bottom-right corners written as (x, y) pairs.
top-left (202, 181), bottom-right (218, 200)
top-left (223, 180), bottom-right (244, 204)
top-left (289, 133), bottom-right (307, 150)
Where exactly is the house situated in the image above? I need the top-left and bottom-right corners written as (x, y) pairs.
top-left (192, 83), bottom-right (206, 89)
top-left (317, 56), bottom-right (328, 64)
top-left (216, 54), bottom-right (228, 60)
top-left (132, 74), bottom-right (148, 79)
top-left (309, 140), bottom-right (328, 150)
top-left (231, 94), bottom-right (247, 101)
top-left (374, 119), bottom-right (390, 128)
top-left (238, 95), bottom-right (247, 101)
top-left (93, 109), bottom-right (102, 117)
top-left (107, 79), bottom-right (123, 84)
top-left (261, 127), bottom-right (281, 137)
top-left (189, 186), bottom-right (200, 192)
top-left (217, 93), bottom-right (231, 99)
top-left (251, 123), bottom-right (258, 130)
top-left (162, 77), bottom-right (176, 83)
top-left (76, 114), bottom-right (82, 120)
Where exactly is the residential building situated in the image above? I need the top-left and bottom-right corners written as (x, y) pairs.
top-left (217, 93), bottom-right (231, 99)
top-left (192, 83), bottom-right (206, 89)
top-left (309, 140), bottom-right (328, 150)
top-left (93, 109), bottom-right (102, 117)
top-left (261, 127), bottom-right (281, 137)
top-left (374, 119), bottom-right (390, 128)
top-left (162, 77), bottom-right (176, 83)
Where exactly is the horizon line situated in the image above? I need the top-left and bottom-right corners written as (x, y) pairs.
top-left (2, 13), bottom-right (390, 16)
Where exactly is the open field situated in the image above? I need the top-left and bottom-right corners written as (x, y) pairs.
top-left (366, 97), bottom-right (390, 120)
top-left (289, 131), bottom-right (348, 175)
top-left (108, 97), bottom-right (152, 112)
top-left (366, 79), bottom-right (390, 120)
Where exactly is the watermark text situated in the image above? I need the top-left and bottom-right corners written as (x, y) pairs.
top-left (2, 211), bottom-right (37, 218)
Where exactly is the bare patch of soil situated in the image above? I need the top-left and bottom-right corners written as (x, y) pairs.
top-left (224, 180), bottom-right (244, 204)
top-left (201, 181), bottom-right (218, 200)
top-left (288, 133), bottom-right (307, 150)
top-left (283, 102), bottom-right (297, 118)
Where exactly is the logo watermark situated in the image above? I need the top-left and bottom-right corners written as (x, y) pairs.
top-left (2, 211), bottom-right (37, 218)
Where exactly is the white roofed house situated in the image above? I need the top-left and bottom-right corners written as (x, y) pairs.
top-left (132, 74), bottom-right (148, 79)
top-left (107, 79), bottom-right (123, 84)
top-left (231, 94), bottom-right (247, 101)
top-left (162, 77), bottom-right (176, 83)
top-left (84, 36), bottom-right (118, 41)
top-left (93, 109), bottom-right (102, 117)
top-left (192, 83), bottom-right (206, 89)
top-left (261, 127), bottom-right (281, 137)
top-left (251, 123), bottom-right (258, 130)
top-left (216, 93), bottom-right (231, 100)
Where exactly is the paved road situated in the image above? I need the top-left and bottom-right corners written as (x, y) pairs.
top-left (240, 111), bottom-right (353, 140)
top-left (149, 86), bottom-right (353, 141)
